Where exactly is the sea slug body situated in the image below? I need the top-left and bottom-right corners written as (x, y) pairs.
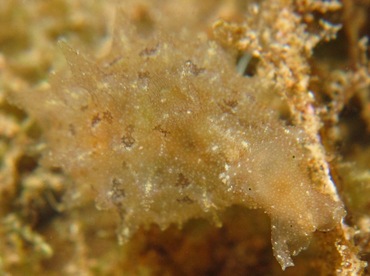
top-left (9, 21), bottom-right (345, 270)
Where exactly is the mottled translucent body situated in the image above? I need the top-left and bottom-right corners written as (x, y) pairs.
top-left (10, 24), bottom-right (345, 269)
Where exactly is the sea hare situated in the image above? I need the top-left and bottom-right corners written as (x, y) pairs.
top-left (9, 21), bottom-right (345, 269)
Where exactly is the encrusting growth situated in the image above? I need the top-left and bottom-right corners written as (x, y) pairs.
top-left (9, 19), bottom-right (345, 270)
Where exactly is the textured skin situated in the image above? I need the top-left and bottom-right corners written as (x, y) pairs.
top-left (9, 24), bottom-right (345, 269)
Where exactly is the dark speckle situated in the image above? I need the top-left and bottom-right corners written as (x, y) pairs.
top-left (183, 60), bottom-right (205, 76)
top-left (68, 124), bottom-right (76, 136)
top-left (91, 113), bottom-right (101, 128)
top-left (122, 125), bottom-right (135, 148)
top-left (103, 111), bottom-right (113, 124)
top-left (175, 173), bottom-right (190, 188)
top-left (176, 196), bottom-right (194, 204)
top-left (139, 44), bottom-right (159, 57)
top-left (154, 125), bottom-right (170, 137)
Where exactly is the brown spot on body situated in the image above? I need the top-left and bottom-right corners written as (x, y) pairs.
top-left (176, 173), bottom-right (190, 188)
top-left (154, 125), bottom-right (170, 137)
top-left (183, 60), bottom-right (205, 76)
top-left (176, 196), bottom-right (194, 204)
top-left (140, 45), bottom-right (159, 57)
top-left (103, 111), bottom-right (113, 123)
top-left (91, 113), bottom-right (101, 127)
top-left (122, 125), bottom-right (135, 148)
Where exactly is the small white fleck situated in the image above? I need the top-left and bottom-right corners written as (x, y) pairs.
top-left (145, 180), bottom-right (152, 195)
top-left (241, 141), bottom-right (249, 149)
